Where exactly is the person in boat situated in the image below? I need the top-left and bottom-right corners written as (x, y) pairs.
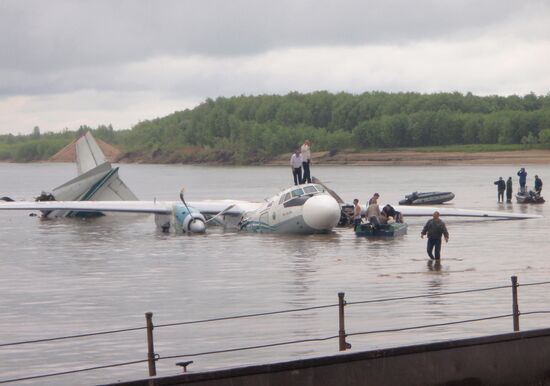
top-left (534, 175), bottom-right (543, 196)
top-left (382, 204), bottom-right (403, 223)
top-left (353, 198), bottom-right (362, 230)
top-left (368, 192), bottom-right (380, 205)
top-left (494, 177), bottom-right (505, 203)
top-left (290, 149), bottom-right (303, 186)
top-left (506, 177), bottom-right (513, 203)
top-left (365, 201), bottom-right (382, 228)
top-left (517, 168), bottom-right (527, 193)
top-left (300, 139), bottom-right (312, 184)
top-left (420, 211), bottom-right (449, 260)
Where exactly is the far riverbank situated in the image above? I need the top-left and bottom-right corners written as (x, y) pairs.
top-left (268, 149), bottom-right (550, 166)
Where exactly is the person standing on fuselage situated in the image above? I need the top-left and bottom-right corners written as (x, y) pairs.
top-left (421, 211), bottom-right (449, 260)
top-left (290, 150), bottom-right (303, 186)
top-left (301, 139), bottom-right (312, 184)
top-left (517, 168), bottom-right (527, 193)
top-left (506, 177), bottom-right (513, 203)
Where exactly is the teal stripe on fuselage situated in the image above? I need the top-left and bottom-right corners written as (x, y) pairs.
top-left (66, 168), bottom-right (118, 217)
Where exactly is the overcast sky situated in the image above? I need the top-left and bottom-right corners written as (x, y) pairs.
top-left (1, 0), bottom-right (549, 134)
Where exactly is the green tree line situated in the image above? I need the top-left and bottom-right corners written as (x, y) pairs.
top-left (2, 91), bottom-right (550, 163)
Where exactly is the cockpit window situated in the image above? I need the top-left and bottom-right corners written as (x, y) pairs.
top-left (291, 188), bottom-right (304, 197)
top-left (278, 195), bottom-right (285, 205)
top-left (303, 186), bottom-right (317, 194)
top-left (314, 184), bottom-right (325, 192)
top-left (283, 192), bottom-right (291, 202)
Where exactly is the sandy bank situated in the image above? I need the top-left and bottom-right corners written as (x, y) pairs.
top-left (268, 150), bottom-right (550, 166)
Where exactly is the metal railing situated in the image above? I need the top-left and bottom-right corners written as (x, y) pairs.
top-left (1, 275), bottom-right (550, 384)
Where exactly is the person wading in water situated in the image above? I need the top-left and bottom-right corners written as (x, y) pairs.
top-left (421, 211), bottom-right (449, 260)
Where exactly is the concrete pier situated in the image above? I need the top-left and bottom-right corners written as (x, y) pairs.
top-left (104, 327), bottom-right (550, 386)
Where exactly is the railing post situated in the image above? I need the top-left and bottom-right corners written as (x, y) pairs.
top-left (338, 292), bottom-right (351, 351)
top-left (145, 312), bottom-right (157, 376)
top-left (511, 276), bottom-right (520, 332)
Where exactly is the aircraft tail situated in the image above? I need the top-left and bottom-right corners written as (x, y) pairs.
top-left (43, 132), bottom-right (138, 217)
top-left (76, 132), bottom-right (107, 175)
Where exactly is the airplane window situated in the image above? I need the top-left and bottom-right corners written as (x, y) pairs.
top-left (314, 184), bottom-right (325, 192)
top-left (303, 186), bottom-right (317, 194)
top-left (283, 192), bottom-right (291, 202)
top-left (291, 188), bottom-right (304, 197)
top-left (278, 195), bottom-right (285, 205)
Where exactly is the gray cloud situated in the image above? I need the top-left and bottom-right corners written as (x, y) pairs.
top-left (0, 0), bottom-right (541, 72)
top-left (0, 0), bottom-right (549, 133)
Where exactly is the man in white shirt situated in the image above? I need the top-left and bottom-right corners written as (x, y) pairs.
top-left (290, 150), bottom-right (303, 185)
top-left (300, 139), bottom-right (311, 183)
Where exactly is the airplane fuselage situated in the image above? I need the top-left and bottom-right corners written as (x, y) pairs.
top-left (238, 184), bottom-right (341, 234)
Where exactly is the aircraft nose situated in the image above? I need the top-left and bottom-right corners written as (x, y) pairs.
top-left (302, 194), bottom-right (341, 231)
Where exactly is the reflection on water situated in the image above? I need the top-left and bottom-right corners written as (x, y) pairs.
top-left (1, 163), bottom-right (550, 385)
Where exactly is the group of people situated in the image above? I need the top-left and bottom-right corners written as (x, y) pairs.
top-left (352, 194), bottom-right (448, 260)
top-left (289, 139), bottom-right (312, 185)
top-left (352, 193), bottom-right (403, 230)
top-left (494, 168), bottom-right (543, 202)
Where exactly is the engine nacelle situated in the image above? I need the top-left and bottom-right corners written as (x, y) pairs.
top-left (174, 203), bottom-right (206, 233)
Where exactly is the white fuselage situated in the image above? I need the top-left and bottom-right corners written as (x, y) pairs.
top-left (239, 184), bottom-right (341, 234)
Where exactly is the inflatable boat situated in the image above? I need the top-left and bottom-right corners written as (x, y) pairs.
top-left (516, 191), bottom-right (545, 204)
top-left (398, 191), bottom-right (455, 205)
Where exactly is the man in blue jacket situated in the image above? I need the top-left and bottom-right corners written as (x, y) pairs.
top-left (517, 168), bottom-right (527, 193)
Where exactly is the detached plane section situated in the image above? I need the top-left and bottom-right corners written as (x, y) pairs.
top-left (40, 132), bottom-right (137, 217)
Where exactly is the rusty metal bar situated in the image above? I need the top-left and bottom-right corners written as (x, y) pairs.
top-left (511, 276), bottom-right (520, 332)
top-left (338, 292), bottom-right (349, 351)
top-left (145, 312), bottom-right (157, 376)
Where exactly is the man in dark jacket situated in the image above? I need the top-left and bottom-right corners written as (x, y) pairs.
top-left (506, 177), bottom-right (513, 202)
top-left (421, 211), bottom-right (449, 260)
top-left (535, 175), bottom-right (543, 195)
top-left (494, 177), bottom-right (506, 203)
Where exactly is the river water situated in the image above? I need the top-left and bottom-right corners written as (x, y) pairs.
top-left (1, 162), bottom-right (550, 385)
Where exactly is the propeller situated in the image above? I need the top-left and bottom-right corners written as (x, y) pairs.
top-left (179, 188), bottom-right (194, 213)
top-left (311, 176), bottom-right (345, 204)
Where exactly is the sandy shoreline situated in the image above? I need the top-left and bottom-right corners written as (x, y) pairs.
top-left (268, 150), bottom-right (550, 166)
top-left (3, 149), bottom-right (549, 166)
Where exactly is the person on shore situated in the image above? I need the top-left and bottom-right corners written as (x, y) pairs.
top-left (353, 198), bottom-right (361, 230)
top-left (494, 177), bottom-right (505, 203)
top-left (421, 211), bottom-right (449, 260)
top-left (300, 139), bottom-right (311, 184)
top-left (517, 168), bottom-right (527, 193)
top-left (368, 193), bottom-right (380, 205)
top-left (290, 149), bottom-right (303, 186)
top-left (506, 177), bottom-right (513, 203)
top-left (534, 175), bottom-right (543, 196)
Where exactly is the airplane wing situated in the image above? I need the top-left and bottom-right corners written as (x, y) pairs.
top-left (188, 200), bottom-right (262, 216)
top-left (0, 201), bottom-right (173, 214)
top-left (0, 199), bottom-right (261, 217)
top-left (392, 205), bottom-right (542, 219)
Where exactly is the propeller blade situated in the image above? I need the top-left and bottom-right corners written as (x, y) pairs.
top-left (205, 204), bottom-right (236, 224)
top-left (311, 176), bottom-right (345, 204)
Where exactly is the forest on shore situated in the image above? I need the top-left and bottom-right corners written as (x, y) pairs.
top-left (1, 91), bottom-right (550, 163)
